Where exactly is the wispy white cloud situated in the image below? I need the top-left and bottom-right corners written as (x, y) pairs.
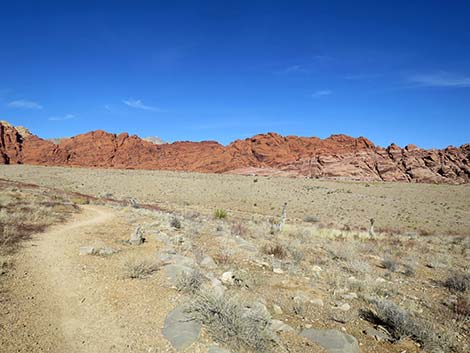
top-left (344, 73), bottom-right (383, 80)
top-left (277, 65), bottom-right (309, 74)
top-left (408, 71), bottom-right (470, 88)
top-left (312, 90), bottom-right (332, 98)
top-left (123, 99), bottom-right (161, 112)
top-left (7, 99), bottom-right (43, 109)
top-left (49, 114), bottom-right (76, 121)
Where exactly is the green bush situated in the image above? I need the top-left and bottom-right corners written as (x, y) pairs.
top-left (214, 209), bottom-right (228, 219)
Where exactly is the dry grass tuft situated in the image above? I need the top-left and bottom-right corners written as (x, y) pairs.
top-left (261, 243), bottom-right (287, 259)
top-left (365, 299), bottom-right (448, 352)
top-left (0, 183), bottom-right (78, 254)
top-left (176, 268), bottom-right (205, 294)
top-left (123, 259), bottom-right (159, 279)
top-left (187, 290), bottom-right (277, 353)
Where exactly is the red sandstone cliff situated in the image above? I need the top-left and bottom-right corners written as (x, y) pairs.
top-left (1, 121), bottom-right (469, 184)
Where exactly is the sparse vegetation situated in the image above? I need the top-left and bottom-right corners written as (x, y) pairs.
top-left (214, 209), bottom-right (228, 219)
top-left (71, 197), bottom-right (90, 205)
top-left (303, 215), bottom-right (320, 223)
top-left (452, 295), bottom-right (470, 321)
top-left (170, 216), bottom-right (182, 229)
top-left (187, 290), bottom-right (276, 353)
top-left (230, 222), bottom-right (247, 236)
top-left (123, 259), bottom-right (159, 279)
top-left (261, 243), bottom-right (287, 259)
top-left (0, 181), bottom-right (78, 253)
top-left (381, 257), bottom-right (398, 272)
top-left (443, 272), bottom-right (470, 292)
top-left (366, 299), bottom-right (446, 352)
top-left (176, 268), bottom-right (206, 294)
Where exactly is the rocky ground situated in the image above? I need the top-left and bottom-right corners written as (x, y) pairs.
top-left (0, 170), bottom-right (469, 353)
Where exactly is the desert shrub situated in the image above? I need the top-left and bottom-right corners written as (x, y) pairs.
top-left (71, 197), bottom-right (90, 205)
top-left (403, 263), bottom-right (416, 277)
top-left (230, 222), bottom-right (247, 236)
top-left (213, 248), bottom-right (232, 265)
top-left (366, 299), bottom-right (445, 352)
top-left (288, 246), bottom-right (304, 265)
top-left (453, 295), bottom-right (470, 321)
top-left (170, 217), bottom-right (182, 229)
top-left (348, 258), bottom-right (371, 274)
top-left (123, 259), bottom-right (159, 279)
top-left (303, 215), bottom-right (320, 223)
top-left (381, 257), bottom-right (398, 272)
top-left (177, 268), bottom-right (205, 294)
top-left (443, 272), bottom-right (470, 292)
top-left (214, 209), bottom-right (228, 219)
top-left (261, 243), bottom-right (287, 259)
top-left (187, 291), bottom-right (276, 352)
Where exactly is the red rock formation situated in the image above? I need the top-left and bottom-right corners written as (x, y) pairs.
top-left (1, 121), bottom-right (469, 184)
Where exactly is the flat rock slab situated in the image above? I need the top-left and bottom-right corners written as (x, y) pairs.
top-left (300, 328), bottom-right (360, 353)
top-left (162, 304), bottom-right (201, 351)
top-left (157, 251), bottom-right (195, 267)
top-left (163, 264), bottom-right (193, 284)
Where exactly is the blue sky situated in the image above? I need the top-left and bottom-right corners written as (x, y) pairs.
top-left (1, 0), bottom-right (469, 148)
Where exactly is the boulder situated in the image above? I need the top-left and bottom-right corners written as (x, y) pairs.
top-left (300, 328), bottom-right (360, 353)
top-left (162, 304), bottom-right (201, 351)
top-left (129, 226), bottom-right (144, 245)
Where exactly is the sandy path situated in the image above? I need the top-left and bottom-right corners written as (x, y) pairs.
top-left (1, 206), bottom-right (173, 353)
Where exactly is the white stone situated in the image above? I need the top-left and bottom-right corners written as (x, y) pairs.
top-left (220, 271), bottom-right (235, 285)
top-left (272, 304), bottom-right (283, 315)
top-left (79, 246), bottom-right (96, 255)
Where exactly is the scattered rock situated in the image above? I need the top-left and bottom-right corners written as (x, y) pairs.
top-left (272, 259), bottom-right (284, 274)
top-left (129, 226), bottom-right (145, 245)
top-left (220, 271), bottom-right (235, 285)
top-left (157, 251), bottom-right (195, 267)
top-left (272, 304), bottom-right (283, 315)
top-left (300, 328), bottom-right (360, 353)
top-left (253, 259), bottom-right (270, 268)
top-left (335, 303), bottom-right (351, 311)
top-left (79, 246), bottom-right (96, 255)
top-left (310, 298), bottom-right (324, 307)
top-left (200, 256), bottom-right (217, 269)
top-left (163, 264), bottom-right (193, 284)
top-left (210, 278), bottom-right (226, 298)
top-left (270, 319), bottom-right (295, 333)
top-left (342, 292), bottom-right (358, 300)
top-left (98, 246), bottom-right (118, 256)
top-left (162, 304), bottom-right (201, 351)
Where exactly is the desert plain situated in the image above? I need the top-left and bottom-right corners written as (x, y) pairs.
top-left (0, 165), bottom-right (469, 353)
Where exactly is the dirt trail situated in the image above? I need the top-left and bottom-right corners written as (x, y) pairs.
top-left (1, 205), bottom-right (175, 353)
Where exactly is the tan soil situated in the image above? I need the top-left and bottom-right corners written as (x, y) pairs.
top-left (0, 205), bottom-right (202, 353)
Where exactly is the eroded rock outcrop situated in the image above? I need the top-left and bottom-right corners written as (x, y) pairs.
top-left (0, 121), bottom-right (469, 184)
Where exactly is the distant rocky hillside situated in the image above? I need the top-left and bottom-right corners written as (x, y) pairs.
top-left (1, 120), bottom-right (469, 184)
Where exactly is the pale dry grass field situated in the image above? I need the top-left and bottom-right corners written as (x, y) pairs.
top-left (1, 164), bottom-right (470, 235)
top-left (0, 166), bottom-right (468, 353)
